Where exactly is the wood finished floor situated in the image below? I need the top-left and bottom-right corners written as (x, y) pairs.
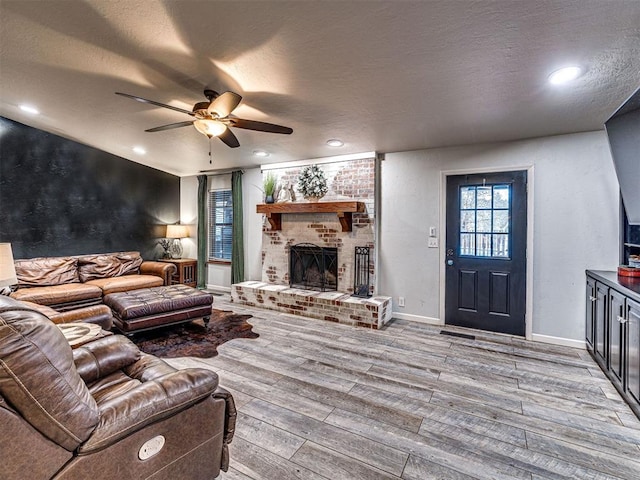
top-left (167, 297), bottom-right (640, 480)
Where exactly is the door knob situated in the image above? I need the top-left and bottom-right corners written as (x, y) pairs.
top-left (447, 259), bottom-right (454, 266)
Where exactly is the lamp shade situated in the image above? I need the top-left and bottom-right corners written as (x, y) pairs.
top-left (193, 119), bottom-right (227, 138)
top-left (166, 225), bottom-right (189, 239)
top-left (0, 243), bottom-right (18, 288)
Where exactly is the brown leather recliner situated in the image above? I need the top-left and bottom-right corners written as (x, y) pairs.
top-left (0, 295), bottom-right (236, 480)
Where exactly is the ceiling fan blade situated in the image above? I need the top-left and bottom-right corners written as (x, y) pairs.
top-left (145, 121), bottom-right (194, 132)
top-left (217, 127), bottom-right (240, 148)
top-left (115, 92), bottom-right (194, 116)
top-left (208, 91), bottom-right (242, 117)
top-left (230, 118), bottom-right (293, 134)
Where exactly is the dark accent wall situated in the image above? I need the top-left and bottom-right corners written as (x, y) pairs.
top-left (0, 117), bottom-right (180, 260)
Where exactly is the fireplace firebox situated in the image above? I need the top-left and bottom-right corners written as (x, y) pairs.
top-left (289, 243), bottom-right (338, 291)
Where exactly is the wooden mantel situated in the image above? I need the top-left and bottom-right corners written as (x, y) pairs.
top-left (257, 201), bottom-right (365, 232)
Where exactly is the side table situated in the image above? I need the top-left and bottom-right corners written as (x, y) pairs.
top-left (158, 258), bottom-right (198, 287)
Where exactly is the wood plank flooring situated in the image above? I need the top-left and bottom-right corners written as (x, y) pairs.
top-left (167, 297), bottom-right (640, 480)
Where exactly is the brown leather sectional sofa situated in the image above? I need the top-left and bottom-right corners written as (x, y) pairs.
top-left (9, 251), bottom-right (176, 311)
top-left (0, 294), bottom-right (236, 480)
top-left (20, 300), bottom-right (114, 330)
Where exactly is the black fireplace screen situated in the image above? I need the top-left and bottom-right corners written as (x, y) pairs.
top-left (352, 246), bottom-right (372, 298)
top-left (289, 243), bottom-right (338, 291)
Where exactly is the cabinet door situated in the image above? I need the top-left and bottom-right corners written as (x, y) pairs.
top-left (594, 282), bottom-right (608, 367)
top-left (609, 289), bottom-right (626, 385)
top-left (586, 276), bottom-right (596, 349)
top-left (628, 298), bottom-right (640, 405)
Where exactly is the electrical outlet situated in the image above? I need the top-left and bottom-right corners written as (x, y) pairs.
top-left (398, 296), bottom-right (405, 307)
top-left (428, 237), bottom-right (438, 248)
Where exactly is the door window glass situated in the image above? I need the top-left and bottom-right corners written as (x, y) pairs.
top-left (459, 184), bottom-right (511, 258)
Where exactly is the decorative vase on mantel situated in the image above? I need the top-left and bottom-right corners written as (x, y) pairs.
top-left (304, 195), bottom-right (322, 203)
top-left (263, 172), bottom-right (277, 205)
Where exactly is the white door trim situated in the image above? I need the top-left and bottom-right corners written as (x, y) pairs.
top-left (439, 165), bottom-right (535, 341)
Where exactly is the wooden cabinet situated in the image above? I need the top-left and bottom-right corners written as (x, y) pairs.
top-left (594, 282), bottom-right (608, 368)
top-left (159, 259), bottom-right (197, 287)
top-left (585, 276), bottom-right (596, 349)
top-left (609, 288), bottom-right (626, 386)
top-left (586, 271), bottom-right (640, 419)
top-left (629, 298), bottom-right (640, 404)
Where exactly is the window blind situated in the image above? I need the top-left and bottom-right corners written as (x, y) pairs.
top-left (209, 189), bottom-right (233, 260)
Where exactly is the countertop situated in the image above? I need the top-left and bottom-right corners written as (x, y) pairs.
top-left (587, 270), bottom-right (640, 303)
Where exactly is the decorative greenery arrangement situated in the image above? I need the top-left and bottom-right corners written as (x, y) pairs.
top-left (297, 164), bottom-right (328, 200)
top-left (263, 172), bottom-right (277, 197)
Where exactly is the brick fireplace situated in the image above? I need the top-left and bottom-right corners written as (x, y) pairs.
top-left (231, 155), bottom-right (392, 328)
top-left (258, 156), bottom-right (376, 294)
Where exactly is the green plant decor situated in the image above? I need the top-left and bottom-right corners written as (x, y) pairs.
top-left (263, 172), bottom-right (277, 201)
top-left (297, 164), bottom-right (328, 200)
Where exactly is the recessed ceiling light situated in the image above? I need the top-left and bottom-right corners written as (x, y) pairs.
top-left (19, 104), bottom-right (40, 115)
top-left (548, 66), bottom-right (583, 85)
top-left (326, 139), bottom-right (344, 147)
top-left (253, 150), bottom-right (269, 157)
top-left (133, 146), bottom-right (146, 155)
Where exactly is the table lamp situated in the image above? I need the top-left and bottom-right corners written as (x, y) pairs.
top-left (165, 224), bottom-right (189, 259)
top-left (0, 243), bottom-right (18, 295)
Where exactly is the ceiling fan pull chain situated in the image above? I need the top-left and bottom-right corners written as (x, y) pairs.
top-left (209, 136), bottom-right (213, 164)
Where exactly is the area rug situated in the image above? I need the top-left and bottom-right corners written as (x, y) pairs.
top-left (131, 310), bottom-right (259, 358)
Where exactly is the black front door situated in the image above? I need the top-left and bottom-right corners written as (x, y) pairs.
top-left (445, 171), bottom-right (527, 336)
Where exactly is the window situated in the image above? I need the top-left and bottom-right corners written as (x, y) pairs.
top-left (209, 189), bottom-right (233, 261)
top-left (459, 184), bottom-right (511, 258)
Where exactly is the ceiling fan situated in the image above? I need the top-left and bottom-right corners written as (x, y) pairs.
top-left (115, 89), bottom-right (293, 148)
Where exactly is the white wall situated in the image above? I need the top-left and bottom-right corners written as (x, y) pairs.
top-left (180, 168), bottom-right (264, 291)
top-left (243, 167), bottom-right (265, 281)
top-left (380, 131), bottom-right (620, 343)
top-left (181, 131), bottom-right (620, 343)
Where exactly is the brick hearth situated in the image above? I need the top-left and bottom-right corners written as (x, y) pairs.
top-left (232, 281), bottom-right (392, 329)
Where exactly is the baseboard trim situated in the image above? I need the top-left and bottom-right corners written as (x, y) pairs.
top-left (392, 312), bottom-right (442, 325)
top-left (531, 333), bottom-right (585, 349)
top-left (205, 284), bottom-right (231, 293)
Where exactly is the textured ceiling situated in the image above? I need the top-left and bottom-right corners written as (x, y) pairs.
top-left (1, 0), bottom-right (639, 177)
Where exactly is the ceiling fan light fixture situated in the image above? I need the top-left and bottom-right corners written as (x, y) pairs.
top-left (117, 90), bottom-right (292, 149)
top-left (194, 119), bottom-right (226, 137)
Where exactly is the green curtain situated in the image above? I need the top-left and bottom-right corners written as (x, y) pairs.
top-left (196, 174), bottom-right (207, 289)
top-left (231, 170), bottom-right (245, 284)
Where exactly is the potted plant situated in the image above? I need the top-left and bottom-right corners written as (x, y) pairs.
top-left (263, 172), bottom-right (277, 204)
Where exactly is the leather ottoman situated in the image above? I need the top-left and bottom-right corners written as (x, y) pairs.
top-left (103, 285), bottom-right (213, 333)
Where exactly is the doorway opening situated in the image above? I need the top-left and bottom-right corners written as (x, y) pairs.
top-left (444, 170), bottom-right (528, 336)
